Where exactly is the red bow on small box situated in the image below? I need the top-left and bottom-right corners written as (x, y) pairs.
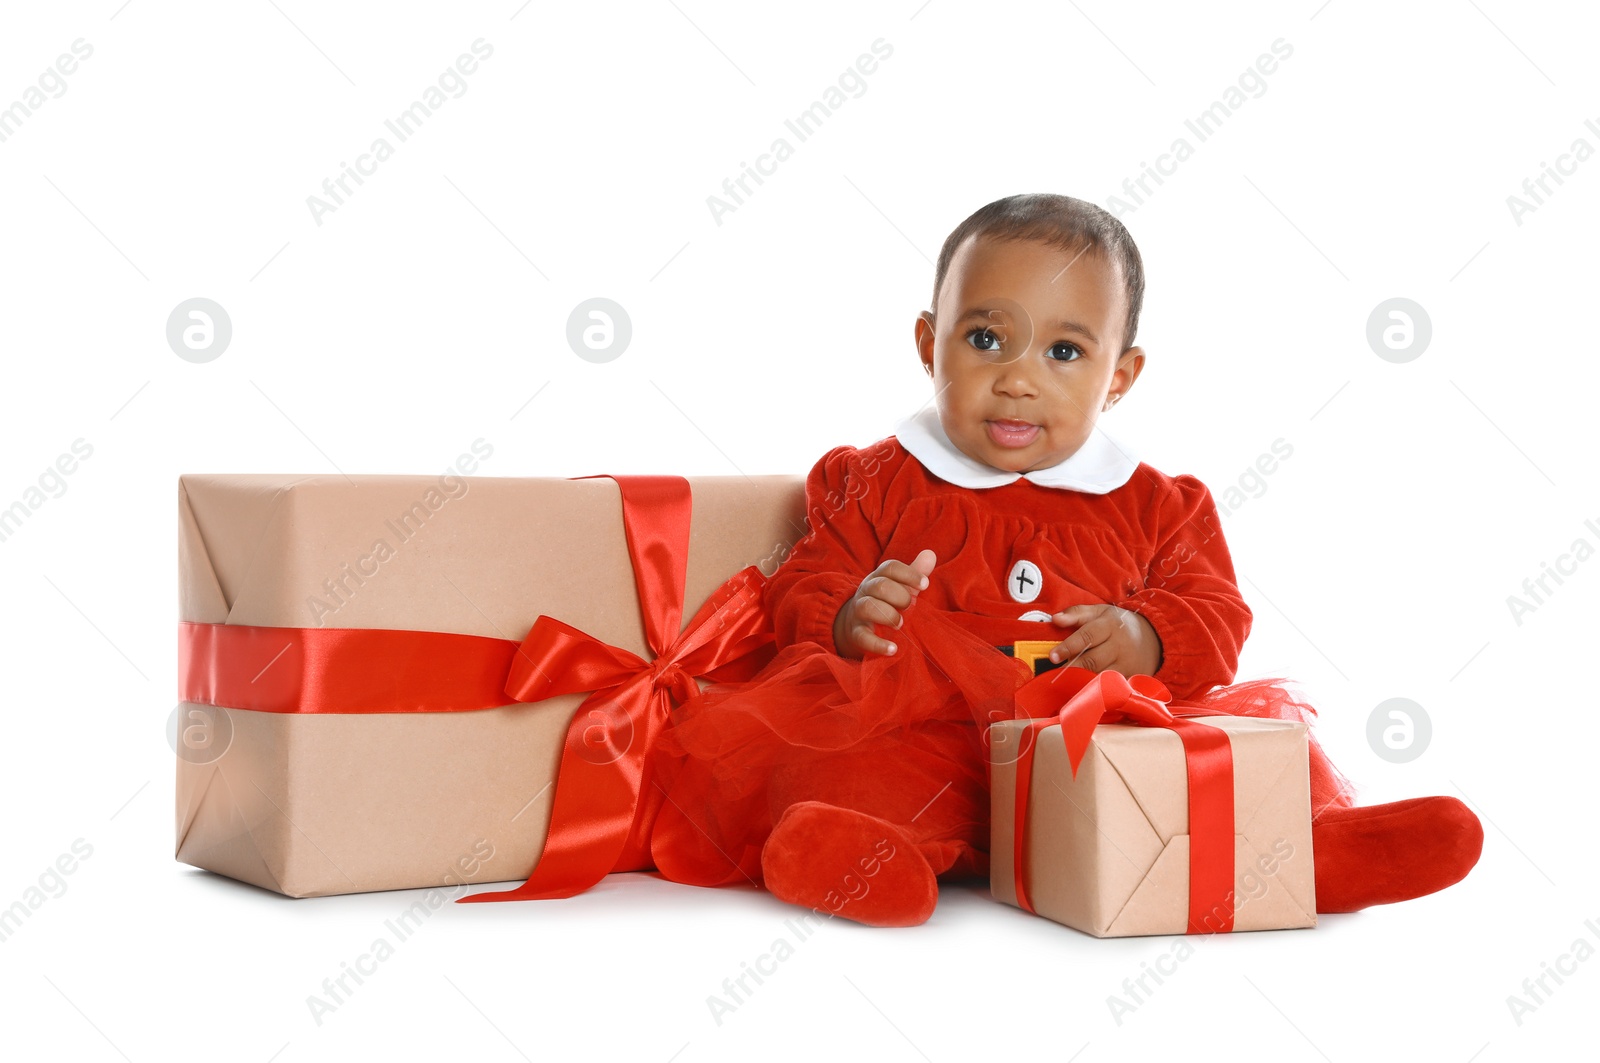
top-left (178, 474), bottom-right (777, 902)
top-left (1010, 666), bottom-right (1237, 934)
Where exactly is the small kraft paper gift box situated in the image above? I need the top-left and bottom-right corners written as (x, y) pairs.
top-left (990, 665), bottom-right (1316, 937)
top-left (176, 469), bottom-right (803, 899)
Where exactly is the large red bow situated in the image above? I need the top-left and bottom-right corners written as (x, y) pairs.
top-left (1010, 667), bottom-right (1236, 934)
top-left (461, 475), bottom-right (774, 900)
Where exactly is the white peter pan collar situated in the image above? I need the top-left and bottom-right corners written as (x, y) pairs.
top-left (891, 404), bottom-right (1139, 493)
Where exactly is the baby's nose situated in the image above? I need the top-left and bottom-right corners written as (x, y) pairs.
top-left (995, 361), bottom-right (1041, 394)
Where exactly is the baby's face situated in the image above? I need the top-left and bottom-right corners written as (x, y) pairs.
top-left (915, 235), bottom-right (1144, 474)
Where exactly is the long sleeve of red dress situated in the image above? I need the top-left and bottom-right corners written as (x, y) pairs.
top-left (1108, 474), bottom-right (1253, 701)
top-left (763, 443), bottom-right (891, 656)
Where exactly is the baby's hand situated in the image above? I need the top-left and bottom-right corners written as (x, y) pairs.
top-left (1048, 603), bottom-right (1163, 678)
top-left (832, 549), bottom-right (936, 659)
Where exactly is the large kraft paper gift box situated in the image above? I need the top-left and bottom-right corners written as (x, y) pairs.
top-left (990, 665), bottom-right (1316, 937)
top-left (176, 471), bottom-right (805, 898)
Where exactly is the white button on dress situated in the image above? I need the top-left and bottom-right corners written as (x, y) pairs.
top-left (1007, 559), bottom-right (1043, 603)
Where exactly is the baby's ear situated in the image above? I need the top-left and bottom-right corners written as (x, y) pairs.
top-left (914, 312), bottom-right (937, 371)
top-left (1115, 345), bottom-right (1146, 391)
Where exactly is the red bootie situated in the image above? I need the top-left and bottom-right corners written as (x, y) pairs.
top-left (760, 801), bottom-right (938, 927)
top-left (1312, 796), bottom-right (1484, 913)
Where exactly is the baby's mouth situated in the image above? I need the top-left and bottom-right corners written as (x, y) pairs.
top-left (986, 420), bottom-right (1041, 449)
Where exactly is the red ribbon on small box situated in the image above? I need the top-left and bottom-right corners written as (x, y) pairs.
top-left (1010, 666), bottom-right (1237, 934)
top-left (178, 474), bottom-right (777, 902)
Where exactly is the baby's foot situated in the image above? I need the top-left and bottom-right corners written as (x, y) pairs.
top-left (760, 800), bottom-right (937, 927)
top-left (1311, 796), bottom-right (1483, 913)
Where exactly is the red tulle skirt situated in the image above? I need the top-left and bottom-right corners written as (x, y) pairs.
top-left (647, 601), bottom-right (1354, 888)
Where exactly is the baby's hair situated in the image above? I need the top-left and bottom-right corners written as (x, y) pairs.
top-left (929, 193), bottom-right (1145, 351)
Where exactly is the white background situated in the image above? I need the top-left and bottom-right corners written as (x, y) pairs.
top-left (2, 1), bottom-right (1596, 1060)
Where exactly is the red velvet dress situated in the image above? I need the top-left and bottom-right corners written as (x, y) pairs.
top-left (648, 417), bottom-right (1353, 889)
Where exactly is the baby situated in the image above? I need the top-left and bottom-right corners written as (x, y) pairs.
top-left (648, 193), bottom-right (1483, 928)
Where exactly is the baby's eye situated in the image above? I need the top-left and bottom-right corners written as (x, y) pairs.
top-left (1048, 342), bottom-right (1084, 362)
top-left (965, 327), bottom-right (1002, 353)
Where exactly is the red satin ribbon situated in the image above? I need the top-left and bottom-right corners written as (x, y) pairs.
top-left (178, 622), bottom-right (524, 714)
top-left (177, 474), bottom-right (777, 902)
top-left (1010, 667), bottom-right (1236, 934)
